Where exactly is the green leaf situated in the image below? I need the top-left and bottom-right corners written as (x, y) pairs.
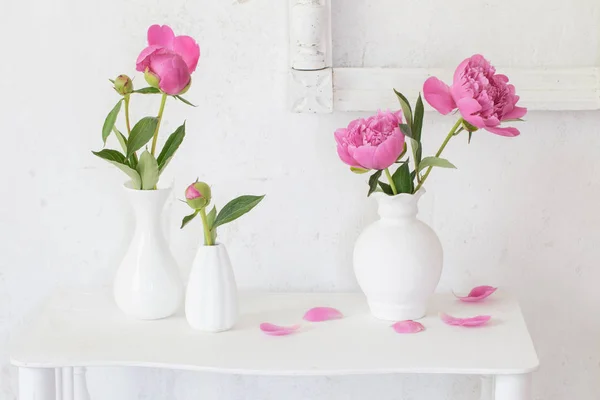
top-left (367, 170), bottom-right (382, 197)
top-left (181, 210), bottom-right (199, 229)
top-left (396, 142), bottom-right (408, 161)
top-left (134, 87), bottom-right (161, 94)
top-left (92, 149), bottom-right (126, 164)
top-left (108, 79), bottom-right (115, 84)
top-left (102, 99), bottom-right (123, 144)
top-left (112, 126), bottom-right (128, 153)
top-left (502, 118), bottom-right (525, 122)
top-left (212, 195), bottom-right (265, 229)
top-left (392, 163), bottom-right (413, 194)
top-left (407, 136), bottom-right (421, 172)
top-left (157, 122), bottom-right (186, 173)
top-left (412, 94), bottom-right (424, 143)
top-left (412, 95), bottom-right (424, 165)
top-left (399, 123), bottom-right (412, 138)
top-left (92, 149), bottom-right (141, 189)
top-left (378, 181), bottom-right (393, 195)
top-left (206, 206), bottom-right (217, 229)
top-left (350, 166), bottom-right (370, 174)
top-left (393, 89), bottom-right (412, 127)
top-left (468, 131), bottom-right (473, 144)
top-left (418, 156), bottom-right (457, 172)
top-left (127, 117), bottom-right (159, 158)
top-left (174, 95), bottom-right (197, 107)
top-left (136, 150), bottom-right (160, 190)
top-left (206, 206), bottom-right (219, 243)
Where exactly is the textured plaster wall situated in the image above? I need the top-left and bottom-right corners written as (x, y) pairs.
top-left (0, 0), bottom-right (599, 399)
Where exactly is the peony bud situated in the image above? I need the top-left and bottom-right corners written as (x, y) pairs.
top-left (185, 181), bottom-right (211, 210)
top-left (114, 74), bottom-right (133, 95)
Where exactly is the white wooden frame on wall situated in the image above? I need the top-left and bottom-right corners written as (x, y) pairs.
top-left (288, 0), bottom-right (600, 113)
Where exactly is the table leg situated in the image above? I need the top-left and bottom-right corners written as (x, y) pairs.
top-left (54, 367), bottom-right (89, 400)
top-left (480, 375), bottom-right (494, 400)
top-left (73, 367), bottom-right (91, 400)
top-left (494, 373), bottom-right (532, 400)
top-left (18, 367), bottom-right (56, 400)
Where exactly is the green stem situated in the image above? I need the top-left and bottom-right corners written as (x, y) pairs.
top-left (150, 93), bottom-right (168, 156)
top-left (384, 168), bottom-right (398, 195)
top-left (414, 118), bottom-right (463, 193)
top-left (123, 94), bottom-right (138, 164)
top-left (199, 208), bottom-right (213, 246)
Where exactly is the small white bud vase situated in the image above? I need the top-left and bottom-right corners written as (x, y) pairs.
top-left (185, 243), bottom-right (238, 332)
top-left (353, 188), bottom-right (443, 321)
top-left (114, 185), bottom-right (183, 320)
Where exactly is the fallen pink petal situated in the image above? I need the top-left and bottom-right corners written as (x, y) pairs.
top-left (392, 320), bottom-right (425, 334)
top-left (440, 313), bottom-right (491, 327)
top-left (259, 323), bottom-right (301, 336)
top-left (303, 307), bottom-right (343, 322)
top-left (454, 285), bottom-right (498, 302)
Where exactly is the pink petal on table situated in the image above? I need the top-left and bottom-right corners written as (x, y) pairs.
top-left (392, 320), bottom-right (425, 334)
top-left (259, 323), bottom-right (301, 336)
top-left (303, 307), bottom-right (343, 322)
top-left (440, 313), bottom-right (491, 327)
top-left (454, 286), bottom-right (498, 302)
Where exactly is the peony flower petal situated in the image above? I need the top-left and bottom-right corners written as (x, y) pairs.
top-left (303, 307), bottom-right (343, 322)
top-left (392, 320), bottom-right (425, 334)
top-left (456, 98), bottom-right (486, 128)
top-left (172, 35), bottom-right (201, 73)
top-left (440, 313), bottom-right (491, 327)
top-left (452, 57), bottom-right (472, 85)
top-left (349, 144), bottom-right (378, 170)
top-left (454, 285), bottom-right (497, 302)
top-left (484, 126), bottom-right (520, 137)
top-left (370, 131), bottom-right (406, 170)
top-left (147, 24), bottom-right (175, 47)
top-left (423, 77), bottom-right (456, 115)
top-left (149, 53), bottom-right (191, 95)
top-left (135, 45), bottom-right (163, 72)
top-left (502, 105), bottom-right (528, 120)
top-left (259, 323), bottom-right (301, 336)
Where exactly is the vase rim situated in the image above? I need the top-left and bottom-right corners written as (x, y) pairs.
top-left (372, 187), bottom-right (426, 202)
top-left (122, 181), bottom-right (173, 193)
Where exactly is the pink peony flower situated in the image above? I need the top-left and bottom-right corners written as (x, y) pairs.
top-left (334, 110), bottom-right (405, 170)
top-left (423, 54), bottom-right (527, 137)
top-left (136, 25), bottom-right (200, 95)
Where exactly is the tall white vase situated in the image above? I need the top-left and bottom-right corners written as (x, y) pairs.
top-left (113, 185), bottom-right (183, 320)
top-left (353, 188), bottom-right (443, 321)
top-left (185, 243), bottom-right (238, 332)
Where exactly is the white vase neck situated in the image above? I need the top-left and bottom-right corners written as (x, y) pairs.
top-left (373, 189), bottom-right (425, 220)
top-left (123, 185), bottom-right (172, 224)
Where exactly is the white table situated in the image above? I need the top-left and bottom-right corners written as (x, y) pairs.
top-left (10, 290), bottom-right (538, 400)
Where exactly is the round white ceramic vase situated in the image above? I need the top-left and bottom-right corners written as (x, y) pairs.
top-left (353, 188), bottom-right (443, 321)
top-left (185, 243), bottom-right (239, 332)
top-left (113, 185), bottom-right (183, 320)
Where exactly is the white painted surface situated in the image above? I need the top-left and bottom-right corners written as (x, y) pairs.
top-left (185, 244), bottom-right (238, 332)
top-left (11, 290), bottom-right (538, 375)
top-left (1, 0), bottom-right (599, 399)
top-left (354, 190), bottom-right (443, 320)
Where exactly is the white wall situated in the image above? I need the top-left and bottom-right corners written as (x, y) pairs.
top-left (0, 0), bottom-right (599, 399)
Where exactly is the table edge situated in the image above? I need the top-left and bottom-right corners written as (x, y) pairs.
top-left (10, 358), bottom-right (540, 376)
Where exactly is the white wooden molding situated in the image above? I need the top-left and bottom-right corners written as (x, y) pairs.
top-left (289, 68), bottom-right (333, 113)
top-left (288, 1), bottom-right (600, 112)
top-left (334, 67), bottom-right (600, 112)
top-left (288, 0), bottom-right (333, 113)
